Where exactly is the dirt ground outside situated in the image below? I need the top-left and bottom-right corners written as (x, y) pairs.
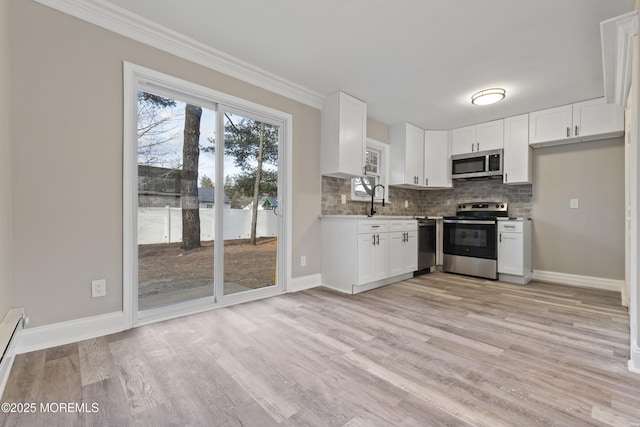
top-left (138, 237), bottom-right (277, 310)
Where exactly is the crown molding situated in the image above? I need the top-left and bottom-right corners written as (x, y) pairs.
top-left (32, 0), bottom-right (325, 109)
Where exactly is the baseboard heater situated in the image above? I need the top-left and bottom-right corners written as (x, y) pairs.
top-left (0, 308), bottom-right (26, 397)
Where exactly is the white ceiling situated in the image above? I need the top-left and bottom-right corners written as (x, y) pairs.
top-left (104, 0), bottom-right (634, 129)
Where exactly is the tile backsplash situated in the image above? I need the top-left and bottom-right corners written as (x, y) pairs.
top-left (322, 176), bottom-right (533, 218)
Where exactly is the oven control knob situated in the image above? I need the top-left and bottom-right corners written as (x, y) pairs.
top-left (501, 204), bottom-right (505, 208)
top-left (495, 204), bottom-right (499, 208)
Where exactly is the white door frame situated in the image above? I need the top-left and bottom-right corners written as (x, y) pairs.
top-left (123, 62), bottom-right (292, 327)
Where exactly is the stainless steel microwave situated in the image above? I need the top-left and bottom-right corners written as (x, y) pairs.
top-left (451, 149), bottom-right (503, 180)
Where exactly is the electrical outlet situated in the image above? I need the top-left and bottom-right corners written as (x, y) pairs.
top-left (404, 200), bottom-right (409, 208)
top-left (92, 279), bottom-right (106, 298)
top-left (570, 198), bottom-right (579, 209)
top-left (341, 195), bottom-right (347, 204)
top-left (300, 256), bottom-right (306, 267)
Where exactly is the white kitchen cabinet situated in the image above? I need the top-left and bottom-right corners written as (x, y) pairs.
top-left (321, 217), bottom-right (416, 294)
top-left (451, 119), bottom-right (504, 155)
top-left (321, 91), bottom-right (367, 178)
top-left (357, 221), bottom-right (389, 285)
top-left (424, 130), bottom-right (452, 188)
top-left (573, 98), bottom-right (624, 140)
top-left (389, 122), bottom-right (425, 187)
top-left (476, 120), bottom-right (505, 151)
top-left (451, 125), bottom-right (475, 156)
top-left (503, 114), bottom-right (532, 185)
top-left (498, 220), bottom-right (532, 285)
top-left (528, 104), bottom-right (573, 145)
top-left (388, 220), bottom-right (418, 276)
top-left (529, 97), bottom-right (623, 147)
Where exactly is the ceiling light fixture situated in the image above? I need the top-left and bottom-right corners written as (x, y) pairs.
top-left (471, 88), bottom-right (506, 106)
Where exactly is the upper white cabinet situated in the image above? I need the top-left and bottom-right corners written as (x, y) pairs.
top-left (389, 122), bottom-right (425, 187)
top-left (503, 114), bottom-right (532, 185)
top-left (451, 125), bottom-right (475, 156)
top-left (528, 104), bottom-right (573, 144)
top-left (321, 91), bottom-right (367, 178)
top-left (424, 130), bottom-right (452, 188)
top-left (451, 119), bottom-right (504, 155)
top-left (529, 97), bottom-right (623, 147)
top-left (573, 98), bottom-right (624, 140)
top-left (390, 124), bottom-right (452, 189)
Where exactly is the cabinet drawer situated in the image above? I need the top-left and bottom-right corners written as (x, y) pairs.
top-left (358, 220), bottom-right (388, 233)
top-left (388, 220), bottom-right (417, 232)
top-left (405, 220), bottom-right (418, 231)
top-left (498, 221), bottom-right (523, 232)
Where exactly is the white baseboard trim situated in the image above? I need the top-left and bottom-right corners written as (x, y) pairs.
top-left (0, 330), bottom-right (19, 399)
top-left (0, 308), bottom-right (25, 399)
top-left (630, 345), bottom-right (640, 374)
top-left (15, 311), bottom-right (127, 355)
top-left (532, 270), bottom-right (623, 292)
top-left (287, 273), bottom-right (321, 293)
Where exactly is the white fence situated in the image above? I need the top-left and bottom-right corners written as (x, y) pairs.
top-left (138, 207), bottom-right (278, 244)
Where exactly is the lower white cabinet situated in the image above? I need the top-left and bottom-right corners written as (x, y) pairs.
top-left (357, 223), bottom-right (389, 285)
top-left (388, 220), bottom-right (418, 276)
top-left (497, 220), bottom-right (532, 284)
top-left (321, 217), bottom-right (417, 293)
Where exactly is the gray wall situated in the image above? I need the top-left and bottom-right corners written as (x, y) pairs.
top-left (532, 137), bottom-right (625, 279)
top-left (0, 0), bottom-right (12, 318)
top-left (10, 0), bottom-right (321, 327)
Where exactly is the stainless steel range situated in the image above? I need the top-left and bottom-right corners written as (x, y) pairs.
top-left (443, 202), bottom-right (508, 279)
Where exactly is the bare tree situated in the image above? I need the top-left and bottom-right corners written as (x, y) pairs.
top-left (137, 91), bottom-right (183, 167)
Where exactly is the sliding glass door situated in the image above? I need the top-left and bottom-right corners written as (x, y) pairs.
top-left (131, 77), bottom-right (285, 323)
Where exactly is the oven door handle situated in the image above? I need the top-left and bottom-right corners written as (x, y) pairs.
top-left (443, 220), bottom-right (496, 225)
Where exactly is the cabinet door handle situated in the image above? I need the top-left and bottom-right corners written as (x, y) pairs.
top-left (575, 125), bottom-right (579, 136)
top-left (566, 127), bottom-right (570, 138)
top-left (372, 235), bottom-right (376, 245)
top-left (505, 173), bottom-right (508, 183)
top-left (499, 233), bottom-right (502, 243)
top-left (476, 142), bottom-right (480, 151)
top-left (425, 178), bottom-right (429, 186)
top-left (376, 234), bottom-right (380, 245)
top-left (471, 143), bottom-right (474, 152)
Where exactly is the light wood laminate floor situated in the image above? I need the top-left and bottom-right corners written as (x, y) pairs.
top-left (2, 272), bottom-right (640, 426)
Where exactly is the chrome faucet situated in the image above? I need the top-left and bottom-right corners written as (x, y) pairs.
top-left (369, 184), bottom-right (386, 216)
